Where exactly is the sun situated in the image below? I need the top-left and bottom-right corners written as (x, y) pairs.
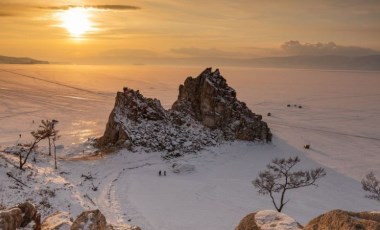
top-left (59, 8), bottom-right (93, 38)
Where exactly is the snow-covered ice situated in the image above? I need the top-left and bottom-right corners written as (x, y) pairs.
top-left (0, 65), bottom-right (379, 229)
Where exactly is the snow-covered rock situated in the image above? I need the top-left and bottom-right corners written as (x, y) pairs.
top-left (96, 84), bottom-right (223, 155)
top-left (304, 209), bottom-right (380, 230)
top-left (235, 210), bottom-right (302, 230)
top-left (171, 163), bottom-right (196, 174)
top-left (0, 202), bottom-right (38, 230)
top-left (172, 68), bottom-right (271, 141)
top-left (42, 211), bottom-right (72, 230)
top-left (0, 208), bottom-right (23, 230)
top-left (3, 145), bottom-right (32, 155)
top-left (108, 225), bottom-right (141, 230)
top-left (70, 209), bottom-right (107, 230)
top-left (97, 68), bottom-right (270, 155)
top-left (18, 202), bottom-right (38, 227)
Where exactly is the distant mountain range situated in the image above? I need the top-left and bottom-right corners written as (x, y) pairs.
top-left (1, 54), bottom-right (379, 71)
top-left (0, 55), bottom-right (49, 64)
top-left (248, 55), bottom-right (380, 71)
top-left (128, 54), bottom-right (380, 71)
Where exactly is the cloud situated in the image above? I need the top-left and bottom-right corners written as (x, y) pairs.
top-left (0, 12), bottom-right (15, 17)
top-left (171, 47), bottom-right (247, 58)
top-left (37, 5), bottom-right (141, 11)
top-left (281, 40), bottom-right (379, 56)
top-left (101, 49), bottom-right (157, 58)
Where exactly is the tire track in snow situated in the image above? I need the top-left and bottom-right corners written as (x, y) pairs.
top-left (106, 171), bottom-right (125, 224)
top-left (115, 170), bottom-right (155, 230)
top-left (95, 169), bottom-right (127, 225)
top-left (270, 121), bottom-right (380, 141)
top-left (97, 162), bottom-right (154, 229)
top-left (0, 68), bottom-right (112, 97)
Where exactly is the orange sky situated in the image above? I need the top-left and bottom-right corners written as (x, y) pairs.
top-left (0, 0), bottom-right (379, 64)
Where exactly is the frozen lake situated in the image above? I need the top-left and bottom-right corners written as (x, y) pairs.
top-left (1, 65), bottom-right (379, 180)
top-left (1, 64), bottom-right (380, 229)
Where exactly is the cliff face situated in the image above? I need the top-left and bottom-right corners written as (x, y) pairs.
top-left (97, 68), bottom-right (271, 154)
top-left (172, 68), bottom-right (271, 141)
top-left (97, 87), bottom-right (222, 155)
top-left (96, 89), bottom-right (166, 148)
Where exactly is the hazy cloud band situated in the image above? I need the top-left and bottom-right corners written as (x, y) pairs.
top-left (37, 5), bottom-right (141, 11)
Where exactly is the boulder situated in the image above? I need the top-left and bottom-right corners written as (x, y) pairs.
top-left (171, 163), bottom-right (195, 174)
top-left (42, 211), bottom-right (72, 230)
top-left (235, 212), bottom-right (260, 230)
top-left (107, 225), bottom-right (141, 230)
top-left (71, 210), bottom-right (107, 230)
top-left (18, 201), bottom-right (37, 227)
top-left (0, 208), bottom-right (23, 230)
top-left (172, 68), bottom-right (271, 141)
top-left (304, 210), bottom-right (380, 230)
top-left (0, 202), bottom-right (38, 230)
top-left (235, 210), bottom-right (302, 230)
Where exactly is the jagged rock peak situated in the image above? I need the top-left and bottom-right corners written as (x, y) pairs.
top-left (97, 68), bottom-right (271, 154)
top-left (172, 67), bottom-right (271, 142)
top-left (117, 87), bottom-right (167, 122)
top-left (97, 87), bottom-right (168, 148)
top-left (97, 85), bottom-right (222, 154)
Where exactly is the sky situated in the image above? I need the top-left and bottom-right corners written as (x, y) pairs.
top-left (0, 0), bottom-right (379, 64)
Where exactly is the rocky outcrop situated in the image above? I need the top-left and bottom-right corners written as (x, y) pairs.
top-left (71, 210), bottom-right (107, 230)
top-left (235, 210), bottom-right (302, 230)
top-left (18, 202), bottom-right (38, 227)
top-left (0, 202), bottom-right (140, 230)
top-left (0, 208), bottom-right (23, 230)
top-left (70, 209), bottom-right (140, 230)
top-left (172, 68), bottom-right (271, 141)
top-left (97, 68), bottom-right (271, 154)
top-left (235, 212), bottom-right (260, 230)
top-left (304, 210), bottom-right (380, 230)
top-left (41, 211), bottom-right (72, 230)
top-left (97, 88), bottom-right (167, 148)
top-left (97, 86), bottom-right (223, 155)
top-left (0, 202), bottom-right (38, 230)
top-left (108, 225), bottom-right (141, 230)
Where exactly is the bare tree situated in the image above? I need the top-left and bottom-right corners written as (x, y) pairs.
top-left (42, 120), bottom-right (53, 156)
top-left (253, 156), bottom-right (326, 212)
top-left (52, 130), bottom-right (60, 169)
top-left (361, 172), bottom-right (380, 202)
top-left (19, 120), bottom-right (58, 170)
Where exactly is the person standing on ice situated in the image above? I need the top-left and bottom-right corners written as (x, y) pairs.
top-left (159, 170), bottom-right (162, 176)
top-left (164, 171), bottom-right (166, 176)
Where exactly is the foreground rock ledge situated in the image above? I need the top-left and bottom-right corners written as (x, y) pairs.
top-left (235, 209), bottom-right (380, 230)
top-left (304, 209), bottom-right (380, 230)
top-left (97, 68), bottom-right (271, 154)
top-left (235, 210), bottom-right (303, 230)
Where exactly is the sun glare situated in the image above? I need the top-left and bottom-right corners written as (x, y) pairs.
top-left (59, 8), bottom-right (93, 38)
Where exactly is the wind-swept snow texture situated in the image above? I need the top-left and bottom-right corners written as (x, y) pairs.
top-left (0, 65), bottom-right (379, 229)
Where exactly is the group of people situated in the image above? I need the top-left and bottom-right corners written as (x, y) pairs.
top-left (158, 170), bottom-right (167, 176)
